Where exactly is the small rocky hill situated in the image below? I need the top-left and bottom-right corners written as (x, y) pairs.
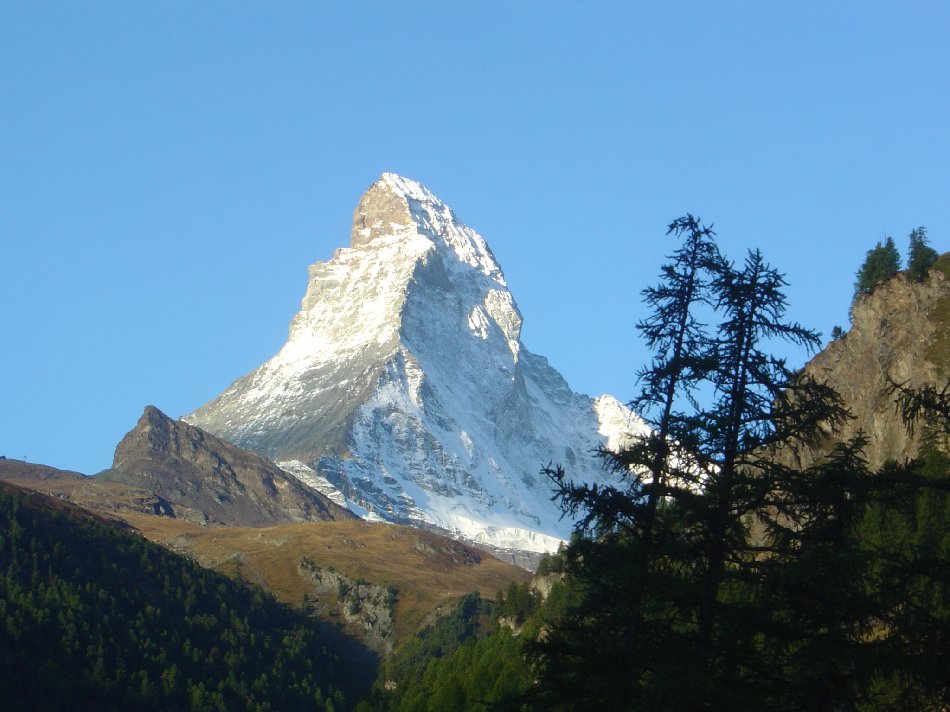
top-left (0, 458), bottom-right (85, 482)
top-left (98, 405), bottom-right (353, 526)
top-left (802, 253), bottom-right (949, 469)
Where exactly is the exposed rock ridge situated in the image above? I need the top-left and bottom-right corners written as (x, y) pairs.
top-left (100, 406), bottom-right (353, 526)
top-left (298, 557), bottom-right (396, 654)
top-left (802, 256), bottom-right (949, 469)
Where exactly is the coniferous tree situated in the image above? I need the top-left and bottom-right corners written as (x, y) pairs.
top-left (854, 236), bottom-right (901, 300)
top-left (907, 226), bottom-right (938, 282)
top-left (752, 436), bottom-right (878, 711)
top-left (689, 248), bottom-right (849, 708)
top-left (880, 288), bottom-right (950, 706)
top-left (547, 215), bottom-right (721, 541)
top-left (524, 219), bottom-right (950, 711)
top-left (534, 216), bottom-right (723, 708)
top-left (532, 219), bottom-right (850, 710)
top-left (426, 378), bottom-right (949, 712)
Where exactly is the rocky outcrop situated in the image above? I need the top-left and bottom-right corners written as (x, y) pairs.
top-left (802, 255), bottom-right (949, 469)
top-left (298, 557), bottom-right (396, 653)
top-left (98, 406), bottom-right (354, 526)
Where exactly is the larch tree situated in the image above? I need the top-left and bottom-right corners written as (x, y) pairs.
top-left (531, 218), bottom-right (851, 710)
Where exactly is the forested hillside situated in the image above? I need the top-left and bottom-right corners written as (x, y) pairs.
top-left (0, 482), bottom-right (373, 711)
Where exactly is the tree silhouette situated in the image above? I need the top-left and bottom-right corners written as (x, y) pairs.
top-left (532, 218), bottom-right (850, 709)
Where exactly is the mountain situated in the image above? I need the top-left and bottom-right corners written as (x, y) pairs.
top-left (185, 174), bottom-right (642, 554)
top-left (1, 434), bottom-right (533, 654)
top-left (99, 405), bottom-right (354, 526)
top-left (801, 254), bottom-right (949, 469)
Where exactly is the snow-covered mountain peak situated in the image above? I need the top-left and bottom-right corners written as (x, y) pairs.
top-left (377, 172), bottom-right (438, 204)
top-left (185, 175), bottom-right (643, 555)
top-left (351, 174), bottom-right (505, 281)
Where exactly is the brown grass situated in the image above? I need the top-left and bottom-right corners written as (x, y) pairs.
top-left (125, 514), bottom-right (531, 642)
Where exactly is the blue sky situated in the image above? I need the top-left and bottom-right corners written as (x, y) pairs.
top-left (2, 2), bottom-right (948, 474)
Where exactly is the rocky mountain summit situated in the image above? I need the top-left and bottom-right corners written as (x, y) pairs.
top-left (185, 173), bottom-right (643, 553)
top-left (99, 405), bottom-right (353, 526)
top-left (802, 254), bottom-right (949, 469)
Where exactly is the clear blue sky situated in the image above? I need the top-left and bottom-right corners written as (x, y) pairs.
top-left (2, 2), bottom-right (948, 474)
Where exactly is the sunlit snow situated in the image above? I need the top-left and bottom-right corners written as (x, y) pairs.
top-left (186, 174), bottom-right (646, 554)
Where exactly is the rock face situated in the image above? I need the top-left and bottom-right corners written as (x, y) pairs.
top-left (99, 406), bottom-right (353, 526)
top-left (185, 173), bottom-right (643, 553)
top-left (802, 256), bottom-right (949, 469)
top-left (298, 557), bottom-right (396, 654)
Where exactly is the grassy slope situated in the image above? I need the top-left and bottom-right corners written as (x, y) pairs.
top-left (0, 459), bottom-right (532, 645)
top-left (126, 514), bottom-right (531, 643)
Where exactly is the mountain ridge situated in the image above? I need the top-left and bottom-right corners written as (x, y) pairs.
top-left (100, 405), bottom-right (354, 526)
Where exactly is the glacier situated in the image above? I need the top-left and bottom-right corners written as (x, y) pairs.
top-left (184, 173), bottom-right (645, 554)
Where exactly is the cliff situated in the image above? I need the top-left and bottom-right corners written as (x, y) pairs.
top-left (802, 253), bottom-right (949, 469)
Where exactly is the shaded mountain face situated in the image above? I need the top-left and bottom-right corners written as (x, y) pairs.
top-left (185, 174), bottom-right (643, 553)
top-left (99, 405), bottom-right (353, 526)
top-left (802, 255), bottom-right (950, 469)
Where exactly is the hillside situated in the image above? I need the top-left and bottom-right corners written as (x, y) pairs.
top-left (126, 514), bottom-right (531, 650)
top-left (0, 480), bottom-right (372, 711)
top-left (801, 253), bottom-right (950, 468)
top-left (0, 456), bottom-right (205, 523)
top-left (0, 454), bottom-right (531, 653)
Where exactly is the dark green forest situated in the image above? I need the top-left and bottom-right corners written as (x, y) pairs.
top-left (355, 591), bottom-right (534, 712)
top-left (0, 483), bottom-right (374, 711)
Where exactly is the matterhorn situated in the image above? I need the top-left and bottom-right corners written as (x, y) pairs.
top-left (185, 174), bottom-right (642, 556)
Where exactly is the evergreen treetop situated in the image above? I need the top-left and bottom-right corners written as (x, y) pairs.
top-left (854, 236), bottom-right (901, 300)
top-left (907, 226), bottom-right (938, 282)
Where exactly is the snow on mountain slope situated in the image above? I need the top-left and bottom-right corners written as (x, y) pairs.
top-left (184, 173), bottom-right (646, 553)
